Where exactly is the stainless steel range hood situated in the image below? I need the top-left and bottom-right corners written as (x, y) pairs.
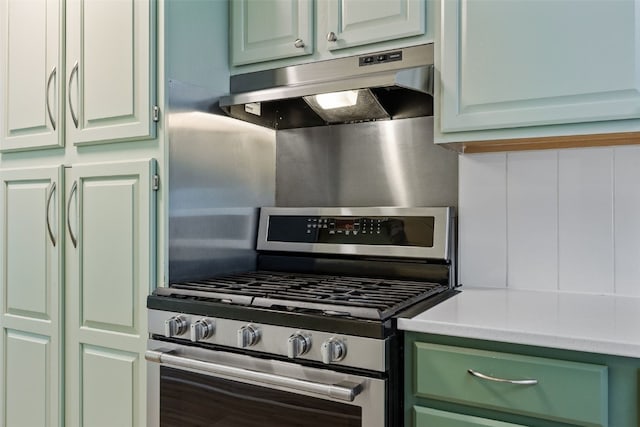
top-left (219, 44), bottom-right (434, 129)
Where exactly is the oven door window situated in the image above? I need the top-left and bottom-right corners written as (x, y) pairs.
top-left (160, 367), bottom-right (362, 427)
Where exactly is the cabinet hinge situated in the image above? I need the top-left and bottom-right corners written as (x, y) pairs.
top-left (153, 105), bottom-right (160, 122)
top-left (152, 174), bottom-right (160, 191)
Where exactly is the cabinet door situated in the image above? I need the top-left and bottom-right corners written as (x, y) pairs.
top-left (414, 406), bottom-right (526, 427)
top-left (65, 0), bottom-right (156, 145)
top-left (439, 0), bottom-right (640, 133)
top-left (231, 0), bottom-right (313, 65)
top-left (65, 159), bottom-right (157, 427)
top-left (0, 166), bottom-right (63, 427)
top-left (0, 0), bottom-right (62, 151)
top-left (326, 0), bottom-right (425, 51)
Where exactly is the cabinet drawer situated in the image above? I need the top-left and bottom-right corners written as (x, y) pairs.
top-left (414, 406), bottom-right (526, 427)
top-left (414, 343), bottom-right (608, 426)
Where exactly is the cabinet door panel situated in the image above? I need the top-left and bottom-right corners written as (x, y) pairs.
top-left (4, 331), bottom-right (50, 427)
top-left (0, 166), bottom-right (62, 321)
top-left (414, 406), bottom-right (526, 427)
top-left (0, 0), bottom-right (62, 151)
top-left (440, 0), bottom-right (640, 132)
top-left (65, 0), bottom-right (155, 145)
top-left (82, 345), bottom-right (138, 427)
top-left (81, 177), bottom-right (137, 332)
top-left (5, 180), bottom-right (49, 318)
top-left (327, 0), bottom-right (425, 51)
top-left (65, 159), bottom-right (156, 427)
top-left (231, 0), bottom-right (313, 65)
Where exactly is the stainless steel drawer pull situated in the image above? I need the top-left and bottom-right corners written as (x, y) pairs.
top-left (467, 369), bottom-right (538, 385)
top-left (145, 350), bottom-right (363, 402)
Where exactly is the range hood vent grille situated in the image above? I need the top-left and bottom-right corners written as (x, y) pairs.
top-left (220, 44), bottom-right (434, 130)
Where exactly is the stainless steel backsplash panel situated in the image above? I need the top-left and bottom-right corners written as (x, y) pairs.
top-left (168, 80), bottom-right (276, 282)
top-left (275, 117), bottom-right (458, 207)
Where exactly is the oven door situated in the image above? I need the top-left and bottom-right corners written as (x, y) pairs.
top-left (146, 339), bottom-right (387, 427)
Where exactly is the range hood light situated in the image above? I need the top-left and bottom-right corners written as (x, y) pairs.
top-left (303, 88), bottom-right (389, 124)
top-left (312, 90), bottom-right (359, 110)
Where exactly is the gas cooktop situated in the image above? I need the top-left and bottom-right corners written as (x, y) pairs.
top-left (156, 270), bottom-right (448, 321)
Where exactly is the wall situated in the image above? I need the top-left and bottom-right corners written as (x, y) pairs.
top-left (459, 145), bottom-right (640, 296)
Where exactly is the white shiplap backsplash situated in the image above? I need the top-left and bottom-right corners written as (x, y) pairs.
top-left (459, 145), bottom-right (640, 296)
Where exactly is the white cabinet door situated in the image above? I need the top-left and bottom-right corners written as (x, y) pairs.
top-left (65, 159), bottom-right (156, 427)
top-left (439, 0), bottom-right (640, 133)
top-left (326, 0), bottom-right (425, 51)
top-left (65, 0), bottom-right (156, 145)
top-left (231, 0), bottom-right (313, 65)
top-left (0, 0), bottom-right (62, 151)
top-left (0, 166), bottom-right (63, 427)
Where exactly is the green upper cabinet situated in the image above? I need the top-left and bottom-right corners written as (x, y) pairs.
top-left (326, 0), bottom-right (425, 51)
top-left (437, 0), bottom-right (640, 140)
top-left (0, 0), bottom-right (156, 152)
top-left (65, 0), bottom-right (156, 146)
top-left (0, 0), bottom-right (63, 151)
top-left (230, 0), bottom-right (429, 70)
top-left (230, 0), bottom-right (314, 66)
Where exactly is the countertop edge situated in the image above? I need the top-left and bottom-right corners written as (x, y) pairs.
top-left (397, 288), bottom-right (640, 359)
top-left (397, 318), bottom-right (640, 359)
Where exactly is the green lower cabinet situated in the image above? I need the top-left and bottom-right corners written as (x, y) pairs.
top-left (414, 343), bottom-right (608, 426)
top-left (404, 333), bottom-right (640, 427)
top-left (414, 406), bottom-right (526, 427)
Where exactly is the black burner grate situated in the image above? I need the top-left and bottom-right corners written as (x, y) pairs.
top-left (165, 271), bottom-right (448, 320)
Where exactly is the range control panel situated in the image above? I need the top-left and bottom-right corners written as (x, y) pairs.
top-left (266, 215), bottom-right (435, 247)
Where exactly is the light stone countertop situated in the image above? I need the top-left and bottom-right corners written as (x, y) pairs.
top-left (397, 287), bottom-right (640, 358)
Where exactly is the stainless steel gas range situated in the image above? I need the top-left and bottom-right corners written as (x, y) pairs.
top-left (147, 206), bottom-right (457, 427)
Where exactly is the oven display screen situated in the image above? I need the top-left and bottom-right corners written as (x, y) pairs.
top-left (267, 215), bottom-right (435, 247)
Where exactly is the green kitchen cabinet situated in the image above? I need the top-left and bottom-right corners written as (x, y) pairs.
top-left (405, 332), bottom-right (640, 427)
top-left (0, 0), bottom-right (157, 152)
top-left (230, 0), bottom-right (428, 69)
top-left (0, 166), bottom-right (64, 427)
top-left (230, 0), bottom-right (313, 66)
top-left (0, 160), bottom-right (157, 427)
top-left (325, 0), bottom-right (425, 52)
top-left (435, 0), bottom-right (640, 145)
top-left (64, 159), bottom-right (156, 427)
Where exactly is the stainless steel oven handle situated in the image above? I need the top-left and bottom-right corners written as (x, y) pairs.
top-left (145, 350), bottom-right (363, 402)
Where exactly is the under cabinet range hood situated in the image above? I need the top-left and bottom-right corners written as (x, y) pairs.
top-left (219, 44), bottom-right (434, 129)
